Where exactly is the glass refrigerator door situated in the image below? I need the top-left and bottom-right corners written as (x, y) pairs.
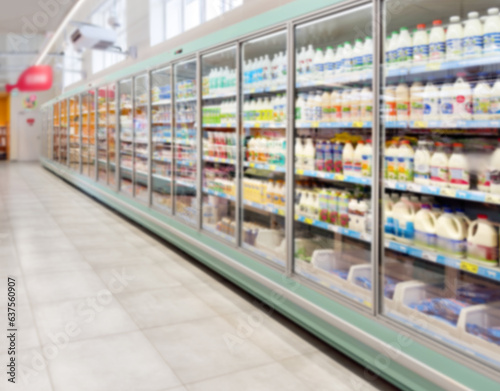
top-left (293, 6), bottom-right (374, 306)
top-left (381, 0), bottom-right (500, 370)
top-left (151, 67), bottom-right (173, 212)
top-left (201, 47), bottom-right (237, 242)
top-left (119, 79), bottom-right (134, 195)
top-left (88, 91), bottom-right (97, 179)
top-left (97, 86), bottom-right (108, 183)
top-left (81, 93), bottom-right (91, 176)
top-left (134, 74), bottom-right (149, 202)
top-left (108, 84), bottom-right (117, 188)
top-left (60, 99), bottom-right (68, 165)
top-left (69, 96), bottom-right (80, 171)
top-left (174, 59), bottom-right (198, 224)
top-left (53, 102), bottom-right (60, 162)
top-left (241, 32), bottom-right (287, 267)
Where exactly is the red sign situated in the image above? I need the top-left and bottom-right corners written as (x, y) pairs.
top-left (27, 118), bottom-right (35, 126)
top-left (6, 65), bottom-right (53, 93)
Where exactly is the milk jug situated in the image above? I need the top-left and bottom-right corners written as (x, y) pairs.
top-left (440, 83), bottom-right (455, 121)
top-left (414, 140), bottom-right (431, 184)
top-left (324, 47), bottom-right (335, 79)
top-left (385, 140), bottom-right (398, 179)
top-left (397, 140), bottom-right (414, 181)
top-left (393, 196), bottom-right (416, 243)
top-left (321, 91), bottom-right (332, 122)
top-left (387, 32), bottom-right (399, 66)
top-left (490, 140), bottom-right (500, 194)
top-left (384, 194), bottom-right (395, 239)
top-left (397, 27), bottom-right (413, 63)
top-left (473, 81), bottom-right (492, 121)
top-left (413, 24), bottom-right (429, 63)
top-left (342, 89), bottom-right (352, 121)
top-left (350, 89), bottom-right (361, 122)
top-left (313, 48), bottom-right (324, 83)
top-left (423, 82), bottom-right (440, 121)
top-left (467, 215), bottom-right (498, 266)
top-left (303, 138), bottom-right (316, 171)
top-left (490, 79), bottom-right (500, 120)
top-left (448, 143), bottom-right (470, 190)
top-left (385, 86), bottom-right (397, 122)
top-left (414, 204), bottom-right (438, 249)
top-left (453, 78), bottom-right (473, 121)
top-left (477, 144), bottom-right (494, 192)
top-left (343, 141), bottom-right (355, 176)
top-left (353, 141), bottom-right (364, 177)
top-left (396, 83), bottom-right (410, 122)
top-left (430, 142), bottom-right (449, 186)
top-left (484, 8), bottom-right (500, 55)
top-left (446, 16), bottom-right (464, 60)
top-left (295, 137), bottom-right (305, 170)
top-left (464, 12), bottom-right (484, 58)
top-left (410, 82), bottom-right (424, 121)
top-left (342, 41), bottom-right (353, 73)
top-left (429, 20), bottom-right (445, 61)
top-left (331, 90), bottom-right (342, 122)
top-left (436, 208), bottom-right (467, 258)
top-left (361, 139), bottom-right (372, 177)
top-left (455, 208), bottom-right (471, 232)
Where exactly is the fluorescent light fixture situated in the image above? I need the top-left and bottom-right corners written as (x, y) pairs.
top-left (35, 0), bottom-right (87, 66)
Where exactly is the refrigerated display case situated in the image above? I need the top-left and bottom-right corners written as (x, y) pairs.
top-left (81, 90), bottom-right (96, 178)
top-left (69, 96), bottom-right (80, 171)
top-left (52, 102), bottom-right (60, 162)
top-left (201, 47), bottom-right (237, 242)
top-left (60, 99), bottom-right (68, 165)
top-left (97, 86), bottom-right (108, 183)
top-left (241, 31), bottom-right (287, 266)
top-left (119, 79), bottom-right (133, 195)
top-left (174, 59), bottom-right (198, 224)
top-left (134, 74), bottom-right (150, 202)
top-left (380, 0), bottom-right (500, 371)
top-left (151, 66), bottom-right (173, 211)
top-left (108, 84), bottom-right (117, 187)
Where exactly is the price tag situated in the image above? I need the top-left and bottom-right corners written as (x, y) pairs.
top-left (460, 261), bottom-right (479, 274)
top-left (254, 122), bottom-right (261, 128)
top-left (296, 169), bottom-right (304, 175)
top-left (352, 121), bottom-right (364, 128)
top-left (335, 174), bottom-right (345, 181)
top-left (312, 121), bottom-right (320, 128)
top-left (486, 194), bottom-right (500, 204)
top-left (278, 209), bottom-right (285, 216)
top-left (426, 62), bottom-right (441, 71)
top-left (269, 165), bottom-right (276, 170)
top-left (413, 121), bottom-right (428, 128)
top-left (304, 218), bottom-right (313, 225)
top-left (440, 188), bottom-right (456, 197)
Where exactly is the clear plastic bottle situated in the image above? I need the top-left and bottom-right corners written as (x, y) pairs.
top-left (430, 142), bottom-right (449, 186)
top-left (342, 41), bottom-right (353, 73)
top-left (397, 140), bottom-right (414, 182)
top-left (453, 78), bottom-right (473, 121)
top-left (448, 143), bottom-right (470, 189)
top-left (324, 47), bottom-right (335, 80)
top-left (473, 80), bottom-right (492, 121)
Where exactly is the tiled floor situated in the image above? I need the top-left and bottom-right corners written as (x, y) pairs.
top-left (0, 163), bottom-right (400, 391)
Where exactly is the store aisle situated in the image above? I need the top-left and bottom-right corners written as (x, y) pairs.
top-left (0, 163), bottom-right (399, 391)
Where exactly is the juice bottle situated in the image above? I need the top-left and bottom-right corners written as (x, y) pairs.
top-left (463, 11), bottom-right (483, 58)
top-left (448, 143), bottom-right (470, 190)
top-left (324, 141), bottom-right (334, 172)
top-left (334, 141), bottom-right (344, 173)
top-left (446, 16), bottom-right (463, 60)
top-left (321, 91), bottom-right (331, 122)
top-left (315, 140), bottom-right (325, 172)
top-left (385, 86), bottom-right (397, 122)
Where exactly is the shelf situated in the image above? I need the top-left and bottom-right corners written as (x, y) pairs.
top-left (202, 91), bottom-right (236, 100)
top-left (243, 161), bottom-right (286, 172)
top-left (385, 120), bottom-right (500, 129)
top-left (176, 178), bottom-right (196, 189)
top-left (243, 199), bottom-right (285, 216)
top-left (203, 187), bottom-right (235, 201)
top-left (296, 121), bottom-right (372, 129)
top-left (176, 97), bottom-right (196, 103)
top-left (120, 138), bottom-right (149, 144)
top-left (384, 180), bottom-right (500, 206)
top-left (244, 121), bottom-right (286, 129)
top-left (203, 123), bottom-right (236, 128)
top-left (203, 156), bottom-right (236, 165)
top-left (243, 85), bottom-right (286, 95)
top-left (152, 99), bottom-right (171, 106)
top-left (295, 215), bottom-right (371, 242)
top-left (296, 169), bottom-right (371, 186)
top-left (153, 156), bottom-right (172, 163)
top-left (385, 240), bottom-right (500, 283)
top-left (152, 173), bottom-right (171, 181)
top-left (296, 70), bottom-right (373, 87)
top-left (242, 242), bottom-right (285, 267)
top-left (203, 225), bottom-right (235, 242)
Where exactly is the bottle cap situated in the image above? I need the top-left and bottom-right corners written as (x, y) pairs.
top-left (433, 20), bottom-right (442, 26)
top-left (488, 8), bottom-right (499, 15)
top-left (422, 204), bottom-right (431, 209)
top-left (400, 27), bottom-right (408, 31)
top-left (356, 38), bottom-right (362, 42)
top-left (450, 16), bottom-right (460, 23)
top-left (478, 214), bottom-right (488, 219)
top-left (443, 207), bottom-right (453, 213)
top-left (453, 142), bottom-right (464, 148)
top-left (401, 140), bottom-right (410, 145)
top-left (417, 24), bottom-right (426, 29)
top-left (468, 12), bottom-right (479, 19)
top-left (435, 141), bottom-right (444, 147)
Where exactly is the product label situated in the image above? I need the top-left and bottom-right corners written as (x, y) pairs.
top-left (484, 32), bottom-right (500, 54)
top-left (385, 216), bottom-right (395, 236)
top-left (478, 170), bottom-right (491, 189)
top-left (430, 165), bottom-right (448, 183)
top-left (343, 58), bottom-right (352, 72)
top-left (361, 155), bottom-right (372, 176)
top-left (467, 241), bottom-right (498, 264)
top-left (491, 97), bottom-right (500, 116)
top-left (325, 62), bottom-right (335, 72)
top-left (395, 219), bottom-right (414, 240)
top-left (490, 169), bottom-right (500, 186)
top-left (446, 38), bottom-right (463, 57)
top-left (388, 49), bottom-right (398, 64)
top-left (413, 44), bottom-right (429, 61)
top-left (429, 42), bottom-right (445, 60)
top-left (473, 97), bottom-right (491, 115)
top-left (397, 101), bottom-right (409, 118)
top-left (315, 63), bottom-right (324, 73)
top-left (386, 101), bottom-right (396, 118)
top-left (353, 160), bottom-right (362, 175)
top-left (386, 156), bottom-right (397, 179)
top-left (423, 97), bottom-right (439, 116)
top-left (397, 47), bottom-right (413, 62)
top-left (415, 229), bottom-right (437, 248)
top-left (363, 54), bottom-right (373, 67)
top-left (449, 167), bottom-right (470, 186)
top-left (463, 35), bottom-right (483, 56)
top-left (440, 98), bottom-right (454, 116)
top-left (353, 55), bottom-right (364, 68)
top-left (411, 101), bottom-right (424, 118)
top-left (397, 156), bottom-right (414, 181)
top-left (437, 236), bottom-right (466, 257)
top-left (343, 159), bottom-right (353, 173)
top-left (415, 163), bottom-right (430, 180)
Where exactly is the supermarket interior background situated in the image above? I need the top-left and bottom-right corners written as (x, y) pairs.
top-left (2, 0), bottom-right (500, 390)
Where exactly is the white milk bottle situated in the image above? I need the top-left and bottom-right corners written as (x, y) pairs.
top-left (467, 215), bottom-right (499, 266)
top-left (473, 80), bottom-right (492, 121)
top-left (453, 78), bottom-right (473, 121)
top-left (334, 44), bottom-right (344, 74)
top-left (305, 45), bottom-right (315, 81)
top-left (361, 139), bottom-right (372, 177)
top-left (396, 83), bottom-right (410, 122)
top-left (436, 208), bottom-right (467, 258)
top-left (397, 27), bottom-right (413, 64)
top-left (385, 140), bottom-right (398, 179)
top-left (360, 86), bottom-right (373, 122)
top-left (363, 36), bottom-right (373, 70)
top-left (295, 137), bottom-right (304, 170)
top-left (423, 82), bottom-right (440, 121)
top-left (413, 24), bottom-right (429, 63)
top-left (475, 144), bottom-right (494, 192)
top-left (414, 204), bottom-right (438, 249)
top-left (353, 140), bottom-right (364, 177)
top-left (303, 138), bottom-right (316, 171)
top-left (430, 142), bottom-right (449, 186)
top-left (324, 47), bottom-right (335, 80)
top-left (387, 32), bottom-right (399, 66)
top-left (439, 82), bottom-right (455, 122)
top-left (384, 194), bottom-right (395, 239)
top-left (429, 20), bottom-right (445, 61)
top-left (350, 88), bottom-right (361, 122)
top-left (448, 143), bottom-right (470, 189)
top-left (446, 16), bottom-right (464, 60)
top-left (342, 41), bottom-right (353, 73)
top-left (314, 92), bottom-right (323, 121)
top-left (313, 48), bottom-right (324, 84)
top-left (455, 208), bottom-right (471, 232)
top-left (385, 86), bottom-right (397, 122)
top-left (295, 94), bottom-right (306, 123)
top-left (490, 140), bottom-right (500, 194)
top-left (297, 47), bottom-right (307, 83)
top-left (484, 8), bottom-right (500, 56)
top-left (343, 141), bottom-right (355, 176)
top-left (393, 196), bottom-right (416, 243)
top-left (397, 140), bottom-right (414, 182)
top-left (490, 78), bottom-right (500, 120)
top-left (410, 81), bottom-right (424, 121)
top-left (352, 39), bottom-right (364, 70)
top-left (464, 12), bottom-right (484, 58)
top-left (414, 140), bottom-right (431, 184)
top-left (321, 91), bottom-right (331, 122)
